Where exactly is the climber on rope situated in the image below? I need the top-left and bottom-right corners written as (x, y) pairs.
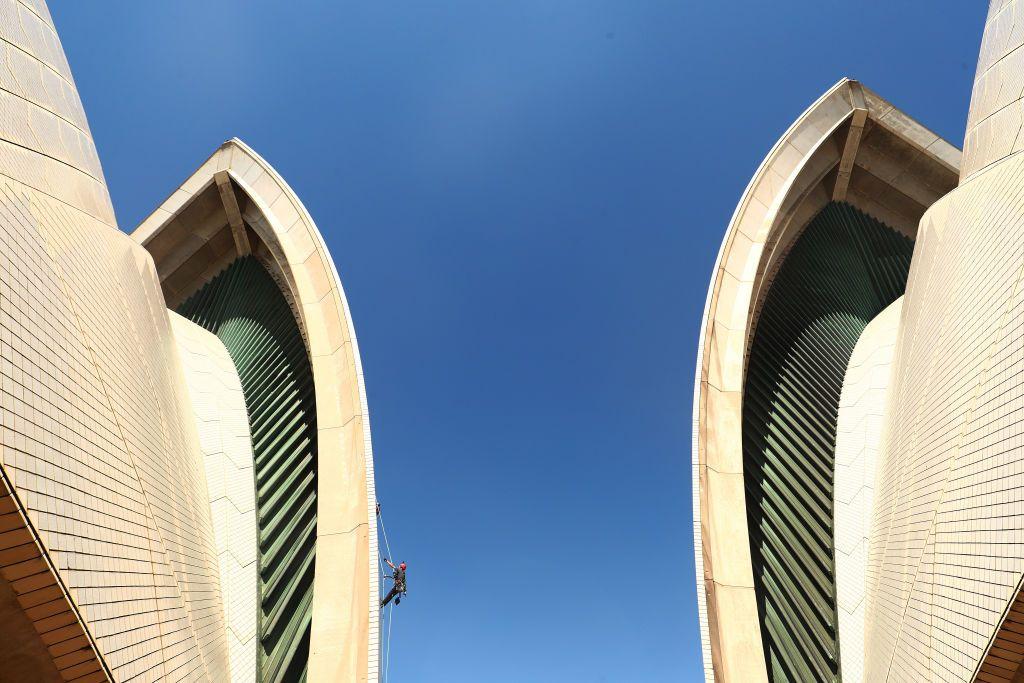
top-left (381, 559), bottom-right (407, 608)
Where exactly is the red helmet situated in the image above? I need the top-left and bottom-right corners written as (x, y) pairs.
top-left (399, 562), bottom-right (406, 570)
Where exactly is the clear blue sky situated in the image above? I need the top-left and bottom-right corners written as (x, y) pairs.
top-left (50, 2), bottom-right (984, 681)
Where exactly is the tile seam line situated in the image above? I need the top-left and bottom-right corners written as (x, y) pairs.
top-left (0, 159), bottom-right (112, 227)
top-left (964, 94), bottom-right (1024, 144)
top-left (15, 0), bottom-right (57, 33)
top-left (25, 188), bottom-right (210, 681)
top-left (8, 2), bottom-right (81, 92)
top-left (319, 521), bottom-right (368, 538)
top-left (205, 491), bottom-right (254, 518)
top-left (0, 123), bottom-right (104, 185)
top-left (0, 140), bottom-right (111, 226)
top-left (0, 36), bottom-right (74, 108)
top-left (0, 75), bottom-right (95, 142)
top-left (971, 6), bottom-right (1018, 84)
top-left (3, 7), bottom-right (95, 135)
top-left (971, 41), bottom-right (1024, 97)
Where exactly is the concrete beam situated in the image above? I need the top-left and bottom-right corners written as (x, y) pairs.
top-left (215, 170), bottom-right (251, 256)
top-left (833, 81), bottom-right (869, 202)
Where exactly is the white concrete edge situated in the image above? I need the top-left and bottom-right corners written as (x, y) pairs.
top-left (693, 77), bottom-right (855, 682)
top-left (224, 138), bottom-right (381, 681)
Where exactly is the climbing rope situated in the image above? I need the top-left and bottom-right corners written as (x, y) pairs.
top-left (384, 601), bottom-right (394, 683)
top-left (378, 504), bottom-right (394, 561)
top-left (376, 552), bottom-right (390, 681)
top-left (377, 502), bottom-right (397, 682)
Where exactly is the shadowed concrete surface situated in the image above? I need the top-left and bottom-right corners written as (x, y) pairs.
top-left (0, 573), bottom-right (63, 683)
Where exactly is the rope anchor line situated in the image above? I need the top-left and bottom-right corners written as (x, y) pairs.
top-left (377, 502), bottom-right (400, 683)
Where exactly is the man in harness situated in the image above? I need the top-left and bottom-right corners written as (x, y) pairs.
top-left (381, 559), bottom-right (407, 607)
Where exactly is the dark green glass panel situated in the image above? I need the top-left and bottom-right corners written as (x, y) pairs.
top-left (743, 202), bottom-right (913, 682)
top-left (178, 256), bottom-right (317, 683)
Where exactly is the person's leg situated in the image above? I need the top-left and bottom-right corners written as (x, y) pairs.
top-left (381, 585), bottom-right (398, 607)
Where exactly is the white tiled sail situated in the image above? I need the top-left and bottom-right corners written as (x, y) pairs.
top-left (0, 0), bottom-right (230, 678)
top-left (865, 150), bottom-right (1024, 681)
top-left (170, 312), bottom-right (258, 683)
top-left (834, 297), bottom-right (902, 683)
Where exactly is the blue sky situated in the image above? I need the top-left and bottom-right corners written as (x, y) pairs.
top-left (51, 2), bottom-right (984, 681)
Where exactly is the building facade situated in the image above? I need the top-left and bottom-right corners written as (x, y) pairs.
top-left (693, 2), bottom-right (1024, 682)
top-left (0, 2), bottom-right (377, 682)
